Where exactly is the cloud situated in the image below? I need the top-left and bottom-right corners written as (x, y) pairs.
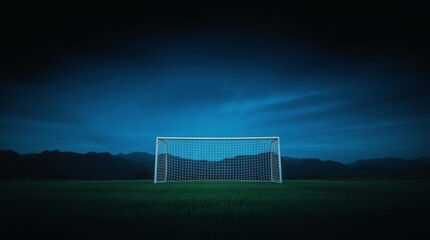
top-left (1, 28), bottom-right (429, 161)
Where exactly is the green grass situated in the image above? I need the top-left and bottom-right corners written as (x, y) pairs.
top-left (1, 180), bottom-right (429, 239)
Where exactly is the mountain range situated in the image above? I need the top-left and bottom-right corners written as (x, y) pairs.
top-left (1, 150), bottom-right (429, 180)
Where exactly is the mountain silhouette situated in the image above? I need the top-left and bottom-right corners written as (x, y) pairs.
top-left (282, 157), bottom-right (349, 179)
top-left (347, 157), bottom-right (430, 177)
top-left (1, 150), bottom-right (429, 180)
top-left (0, 150), bottom-right (151, 180)
top-left (117, 152), bottom-right (154, 170)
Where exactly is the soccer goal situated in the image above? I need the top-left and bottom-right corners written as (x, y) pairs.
top-left (154, 137), bottom-right (282, 183)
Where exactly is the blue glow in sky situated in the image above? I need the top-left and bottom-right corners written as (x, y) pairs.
top-left (1, 29), bottom-right (429, 162)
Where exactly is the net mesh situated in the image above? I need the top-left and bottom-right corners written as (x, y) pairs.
top-left (155, 137), bottom-right (281, 183)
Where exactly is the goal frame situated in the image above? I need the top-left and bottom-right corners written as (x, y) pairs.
top-left (154, 136), bottom-right (282, 183)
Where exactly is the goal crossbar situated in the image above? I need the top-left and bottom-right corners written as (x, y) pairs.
top-left (157, 137), bottom-right (280, 140)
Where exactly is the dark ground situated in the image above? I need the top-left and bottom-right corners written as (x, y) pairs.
top-left (1, 180), bottom-right (429, 239)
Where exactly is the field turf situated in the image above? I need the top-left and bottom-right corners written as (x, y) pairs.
top-left (1, 180), bottom-right (429, 239)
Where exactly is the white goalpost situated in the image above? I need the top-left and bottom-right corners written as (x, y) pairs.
top-left (154, 137), bottom-right (282, 183)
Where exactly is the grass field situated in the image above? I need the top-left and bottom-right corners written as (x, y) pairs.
top-left (1, 180), bottom-right (429, 239)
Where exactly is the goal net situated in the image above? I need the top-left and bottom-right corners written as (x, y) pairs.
top-left (154, 137), bottom-right (282, 183)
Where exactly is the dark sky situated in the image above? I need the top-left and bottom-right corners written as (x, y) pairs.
top-left (1, 3), bottom-right (429, 162)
